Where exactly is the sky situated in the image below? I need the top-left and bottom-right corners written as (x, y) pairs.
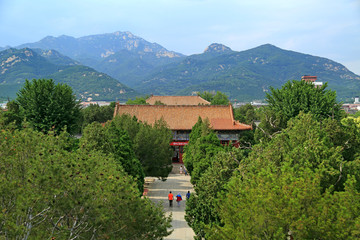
top-left (1, 0), bottom-right (360, 74)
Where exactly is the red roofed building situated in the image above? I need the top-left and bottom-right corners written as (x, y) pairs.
top-left (114, 103), bottom-right (252, 163)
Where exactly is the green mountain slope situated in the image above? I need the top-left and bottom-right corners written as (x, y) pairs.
top-left (48, 65), bottom-right (137, 101)
top-left (135, 44), bottom-right (360, 102)
top-left (0, 48), bottom-right (137, 101)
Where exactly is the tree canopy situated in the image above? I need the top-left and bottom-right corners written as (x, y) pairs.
top-left (207, 113), bottom-right (360, 239)
top-left (13, 79), bottom-right (81, 134)
top-left (80, 102), bottom-right (115, 130)
top-left (80, 121), bottom-right (145, 192)
top-left (126, 96), bottom-right (149, 105)
top-left (111, 114), bottom-right (173, 178)
top-left (198, 91), bottom-right (230, 105)
top-left (182, 80), bottom-right (360, 239)
top-left (265, 80), bottom-right (343, 128)
top-left (0, 127), bottom-right (172, 239)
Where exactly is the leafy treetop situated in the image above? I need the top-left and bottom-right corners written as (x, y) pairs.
top-left (198, 91), bottom-right (230, 105)
top-left (14, 79), bottom-right (81, 134)
top-left (126, 96), bottom-right (149, 105)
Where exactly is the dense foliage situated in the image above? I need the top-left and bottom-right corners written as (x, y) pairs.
top-left (197, 91), bottom-right (230, 105)
top-left (183, 117), bottom-right (228, 238)
top-left (111, 114), bottom-right (173, 178)
top-left (185, 150), bottom-right (243, 239)
top-left (126, 96), bottom-right (149, 105)
top-left (233, 103), bottom-right (258, 125)
top-left (14, 79), bottom-right (81, 134)
top-left (257, 80), bottom-right (344, 140)
top-left (266, 80), bottom-right (343, 126)
top-left (80, 102), bottom-right (115, 130)
top-left (184, 81), bottom-right (360, 239)
top-left (0, 126), bottom-right (172, 239)
top-left (207, 113), bottom-right (360, 239)
top-left (233, 104), bottom-right (258, 152)
top-left (80, 121), bottom-right (145, 192)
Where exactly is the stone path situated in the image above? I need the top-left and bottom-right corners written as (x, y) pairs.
top-left (147, 164), bottom-right (195, 240)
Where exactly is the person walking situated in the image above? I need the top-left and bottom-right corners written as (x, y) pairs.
top-left (168, 191), bottom-right (174, 207)
top-left (184, 167), bottom-right (188, 176)
top-left (180, 166), bottom-right (183, 174)
top-left (176, 193), bottom-right (182, 206)
top-left (186, 191), bottom-right (191, 200)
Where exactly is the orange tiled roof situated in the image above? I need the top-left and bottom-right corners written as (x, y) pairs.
top-left (114, 104), bottom-right (252, 131)
top-left (146, 96), bottom-right (210, 105)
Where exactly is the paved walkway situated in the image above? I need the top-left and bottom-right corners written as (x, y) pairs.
top-left (147, 164), bottom-right (195, 240)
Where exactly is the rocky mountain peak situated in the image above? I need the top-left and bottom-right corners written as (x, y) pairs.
top-left (204, 43), bottom-right (232, 53)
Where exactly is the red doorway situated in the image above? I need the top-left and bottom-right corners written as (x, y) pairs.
top-left (170, 141), bottom-right (188, 163)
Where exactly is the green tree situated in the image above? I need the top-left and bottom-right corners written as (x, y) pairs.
top-left (206, 113), bottom-right (360, 239)
top-left (322, 117), bottom-right (360, 163)
top-left (209, 162), bottom-right (360, 239)
top-left (133, 119), bottom-right (173, 178)
top-left (262, 80), bottom-right (343, 133)
top-left (126, 96), bottom-right (149, 105)
top-left (80, 102), bottom-right (115, 129)
top-left (111, 114), bottom-right (141, 140)
top-left (186, 150), bottom-right (243, 239)
top-left (233, 103), bottom-right (258, 125)
top-left (15, 79), bottom-right (81, 134)
top-left (352, 111), bottom-right (360, 118)
top-left (183, 117), bottom-right (209, 175)
top-left (190, 132), bottom-right (224, 185)
top-left (0, 127), bottom-right (172, 239)
top-left (1, 100), bottom-right (23, 129)
top-left (111, 114), bottom-right (173, 178)
top-left (80, 122), bottom-right (145, 192)
top-left (233, 104), bottom-right (259, 152)
top-left (198, 91), bottom-right (230, 105)
top-left (183, 117), bottom-right (224, 185)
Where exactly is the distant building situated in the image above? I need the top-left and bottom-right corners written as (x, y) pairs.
top-left (113, 103), bottom-right (252, 163)
top-left (301, 75), bottom-right (317, 82)
top-left (146, 95), bottom-right (210, 105)
top-left (355, 97), bottom-right (359, 104)
top-left (302, 75), bottom-right (323, 88)
top-left (342, 103), bottom-right (360, 114)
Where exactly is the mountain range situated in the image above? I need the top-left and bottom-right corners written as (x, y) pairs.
top-left (137, 43), bottom-right (360, 102)
top-left (1, 31), bottom-right (359, 102)
top-left (0, 48), bottom-right (136, 101)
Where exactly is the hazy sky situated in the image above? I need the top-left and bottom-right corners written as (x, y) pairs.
top-left (1, 0), bottom-right (360, 74)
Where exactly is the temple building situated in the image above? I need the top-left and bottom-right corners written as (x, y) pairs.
top-left (114, 96), bottom-right (252, 163)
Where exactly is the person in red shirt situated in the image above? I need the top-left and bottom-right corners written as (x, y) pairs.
top-left (168, 191), bottom-right (174, 207)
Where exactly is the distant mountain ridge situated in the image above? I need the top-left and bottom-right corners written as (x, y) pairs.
top-left (2, 31), bottom-right (359, 102)
top-left (134, 44), bottom-right (360, 102)
top-left (0, 48), bottom-right (137, 101)
top-left (17, 31), bottom-right (184, 61)
top-left (15, 31), bottom-right (186, 86)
